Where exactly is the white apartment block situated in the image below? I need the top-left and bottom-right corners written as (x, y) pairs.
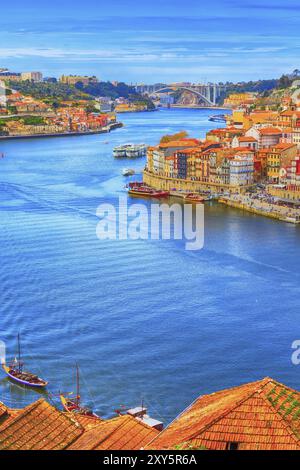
top-left (229, 155), bottom-right (254, 186)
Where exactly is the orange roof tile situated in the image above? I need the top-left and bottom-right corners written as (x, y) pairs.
top-left (69, 414), bottom-right (159, 450)
top-left (271, 143), bottom-right (297, 150)
top-left (238, 136), bottom-right (257, 142)
top-left (159, 139), bottom-right (200, 149)
top-left (259, 127), bottom-right (282, 135)
top-left (72, 414), bottom-right (102, 430)
top-left (148, 378), bottom-right (300, 451)
top-left (0, 399), bottom-right (83, 450)
top-left (0, 401), bottom-right (7, 421)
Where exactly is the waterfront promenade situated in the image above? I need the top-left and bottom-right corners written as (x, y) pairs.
top-left (143, 169), bottom-right (248, 194)
top-left (0, 122), bottom-right (123, 140)
top-left (219, 194), bottom-right (300, 224)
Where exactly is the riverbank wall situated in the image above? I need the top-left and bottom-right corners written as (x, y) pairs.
top-left (143, 170), bottom-right (247, 194)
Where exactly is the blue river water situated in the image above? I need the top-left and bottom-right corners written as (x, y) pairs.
top-left (0, 108), bottom-right (300, 423)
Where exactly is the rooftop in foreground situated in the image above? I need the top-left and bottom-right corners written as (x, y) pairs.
top-left (147, 377), bottom-right (300, 450)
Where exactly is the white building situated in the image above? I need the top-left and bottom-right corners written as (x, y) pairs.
top-left (21, 72), bottom-right (43, 82)
top-left (245, 126), bottom-right (282, 149)
top-left (292, 128), bottom-right (300, 149)
top-left (152, 149), bottom-right (166, 174)
top-left (229, 154), bottom-right (254, 186)
top-left (232, 135), bottom-right (258, 150)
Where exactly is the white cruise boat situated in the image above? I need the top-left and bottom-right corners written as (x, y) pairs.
top-left (113, 143), bottom-right (147, 158)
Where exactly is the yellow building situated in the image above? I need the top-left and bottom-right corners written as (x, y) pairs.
top-left (114, 103), bottom-right (147, 113)
top-left (267, 143), bottom-right (297, 183)
top-left (224, 93), bottom-right (256, 108)
top-left (145, 147), bottom-right (155, 173)
top-left (60, 75), bottom-right (98, 86)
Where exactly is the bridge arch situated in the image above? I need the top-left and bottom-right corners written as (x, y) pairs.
top-left (150, 86), bottom-right (214, 106)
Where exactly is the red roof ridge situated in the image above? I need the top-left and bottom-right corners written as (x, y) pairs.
top-left (88, 415), bottom-right (129, 450)
top-left (185, 377), bottom-right (277, 441)
top-left (147, 377), bottom-right (272, 448)
top-left (0, 398), bottom-right (84, 450)
top-left (69, 414), bottom-right (158, 450)
top-left (0, 398), bottom-right (46, 434)
top-left (148, 377), bottom-right (300, 449)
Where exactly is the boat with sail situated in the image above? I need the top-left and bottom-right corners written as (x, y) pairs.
top-left (2, 334), bottom-right (48, 388)
top-left (60, 364), bottom-right (99, 418)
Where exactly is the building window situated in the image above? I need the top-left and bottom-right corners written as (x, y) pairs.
top-left (226, 442), bottom-right (239, 450)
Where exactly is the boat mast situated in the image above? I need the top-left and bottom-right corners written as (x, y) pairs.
top-left (76, 363), bottom-right (80, 406)
top-left (17, 333), bottom-right (22, 372)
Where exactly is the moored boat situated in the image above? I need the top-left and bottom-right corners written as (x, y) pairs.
top-left (127, 182), bottom-right (169, 198)
top-left (2, 334), bottom-right (48, 388)
top-left (60, 364), bottom-right (99, 418)
top-left (113, 143), bottom-right (147, 158)
top-left (122, 168), bottom-right (135, 176)
top-left (184, 193), bottom-right (205, 203)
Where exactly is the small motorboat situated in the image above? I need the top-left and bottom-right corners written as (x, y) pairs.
top-left (2, 334), bottom-right (48, 388)
top-left (122, 168), bottom-right (135, 176)
top-left (60, 364), bottom-right (99, 418)
top-left (184, 193), bottom-right (205, 203)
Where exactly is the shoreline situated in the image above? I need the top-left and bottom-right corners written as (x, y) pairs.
top-left (219, 197), bottom-right (300, 224)
top-left (143, 171), bottom-right (300, 225)
top-left (0, 122), bottom-right (123, 141)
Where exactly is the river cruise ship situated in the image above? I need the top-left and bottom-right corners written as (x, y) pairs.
top-left (113, 144), bottom-right (147, 158)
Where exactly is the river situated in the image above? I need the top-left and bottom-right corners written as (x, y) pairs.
top-left (0, 108), bottom-right (300, 423)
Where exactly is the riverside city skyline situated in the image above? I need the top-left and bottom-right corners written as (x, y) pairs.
top-left (1, 0), bottom-right (300, 82)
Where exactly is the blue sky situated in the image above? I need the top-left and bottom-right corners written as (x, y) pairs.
top-left (0, 0), bottom-right (300, 83)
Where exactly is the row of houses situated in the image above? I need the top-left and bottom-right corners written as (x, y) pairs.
top-left (1, 377), bottom-right (300, 450)
top-left (146, 139), bottom-right (300, 189)
top-left (1, 98), bottom-right (115, 136)
top-left (146, 108), bottom-right (300, 192)
top-left (4, 91), bottom-right (51, 114)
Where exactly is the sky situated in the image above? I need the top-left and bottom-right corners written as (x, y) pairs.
top-left (0, 0), bottom-right (300, 83)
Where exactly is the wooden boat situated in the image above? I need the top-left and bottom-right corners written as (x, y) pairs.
top-left (2, 334), bottom-right (48, 388)
top-left (128, 187), bottom-right (169, 198)
top-left (184, 193), bottom-right (205, 203)
top-left (127, 182), bottom-right (169, 199)
top-left (60, 364), bottom-right (99, 418)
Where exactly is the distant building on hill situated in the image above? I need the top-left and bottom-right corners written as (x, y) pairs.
top-left (21, 71), bottom-right (43, 82)
top-left (0, 71), bottom-right (21, 82)
top-left (60, 75), bottom-right (99, 86)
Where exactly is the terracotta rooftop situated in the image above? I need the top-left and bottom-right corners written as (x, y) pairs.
top-left (0, 401), bottom-right (7, 421)
top-left (148, 378), bottom-right (300, 450)
top-left (72, 413), bottom-right (103, 431)
top-left (0, 399), bottom-right (83, 450)
top-left (238, 136), bottom-right (257, 142)
top-left (68, 414), bottom-right (159, 450)
top-left (159, 139), bottom-right (200, 149)
top-left (271, 143), bottom-right (297, 150)
top-left (259, 127), bottom-right (282, 135)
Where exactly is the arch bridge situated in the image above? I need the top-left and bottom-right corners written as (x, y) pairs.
top-left (150, 86), bottom-right (215, 106)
